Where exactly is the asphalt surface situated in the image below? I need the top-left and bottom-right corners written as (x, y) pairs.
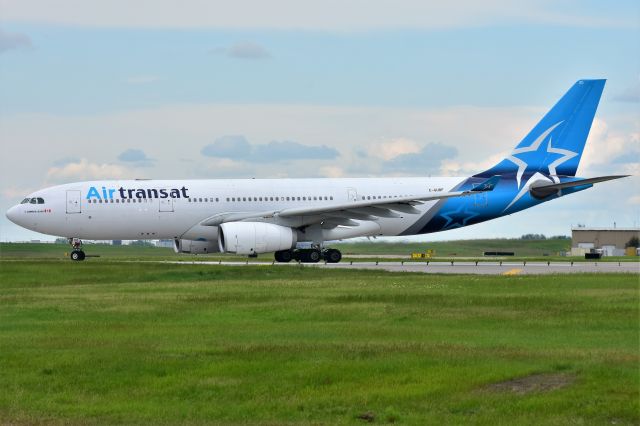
top-left (165, 260), bottom-right (640, 275)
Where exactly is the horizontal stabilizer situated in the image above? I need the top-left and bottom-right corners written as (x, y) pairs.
top-left (530, 175), bottom-right (629, 199)
top-left (470, 175), bottom-right (501, 192)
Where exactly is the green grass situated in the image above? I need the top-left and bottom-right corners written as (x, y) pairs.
top-left (0, 261), bottom-right (638, 424)
top-left (334, 239), bottom-right (572, 256)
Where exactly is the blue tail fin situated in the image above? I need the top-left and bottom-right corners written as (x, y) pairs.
top-left (478, 79), bottom-right (605, 183)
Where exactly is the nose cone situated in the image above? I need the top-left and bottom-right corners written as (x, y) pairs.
top-left (6, 205), bottom-right (21, 225)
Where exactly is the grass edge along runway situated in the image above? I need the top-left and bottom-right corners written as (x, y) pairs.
top-left (0, 261), bottom-right (638, 425)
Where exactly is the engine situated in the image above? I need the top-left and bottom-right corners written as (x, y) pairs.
top-left (173, 239), bottom-right (219, 254)
top-left (218, 222), bottom-right (297, 255)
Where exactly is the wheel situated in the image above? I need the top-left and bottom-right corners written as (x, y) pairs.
top-left (324, 249), bottom-right (342, 263)
top-left (274, 250), bottom-right (293, 263)
top-left (70, 250), bottom-right (85, 261)
top-left (307, 249), bottom-right (321, 263)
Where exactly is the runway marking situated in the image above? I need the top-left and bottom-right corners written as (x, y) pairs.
top-left (502, 268), bottom-right (523, 276)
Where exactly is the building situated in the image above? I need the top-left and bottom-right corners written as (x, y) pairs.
top-left (571, 227), bottom-right (640, 256)
top-left (156, 239), bottom-right (175, 248)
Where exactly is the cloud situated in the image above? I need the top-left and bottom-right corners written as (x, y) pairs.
top-left (201, 135), bottom-right (252, 158)
top-left (371, 138), bottom-right (422, 160)
top-left (210, 42), bottom-right (270, 59)
top-left (201, 136), bottom-right (338, 162)
top-left (0, 29), bottom-right (33, 53)
top-left (117, 148), bottom-right (155, 166)
top-left (254, 140), bottom-right (338, 160)
top-left (382, 142), bottom-right (458, 173)
top-left (52, 157), bottom-right (81, 167)
top-left (46, 159), bottom-right (132, 182)
top-left (580, 119), bottom-right (640, 176)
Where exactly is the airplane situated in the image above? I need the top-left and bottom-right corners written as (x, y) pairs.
top-left (5, 79), bottom-right (628, 262)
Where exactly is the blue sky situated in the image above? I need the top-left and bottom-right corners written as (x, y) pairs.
top-left (1, 0), bottom-right (639, 241)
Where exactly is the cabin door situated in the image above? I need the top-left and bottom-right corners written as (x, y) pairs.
top-left (66, 190), bottom-right (81, 214)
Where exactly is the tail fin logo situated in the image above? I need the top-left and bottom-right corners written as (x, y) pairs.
top-left (503, 120), bottom-right (581, 212)
top-left (506, 120), bottom-right (577, 189)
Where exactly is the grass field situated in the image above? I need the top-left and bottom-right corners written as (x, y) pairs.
top-left (1, 260), bottom-right (638, 424)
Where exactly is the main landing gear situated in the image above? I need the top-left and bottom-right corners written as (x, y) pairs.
top-left (274, 248), bottom-right (342, 263)
top-left (69, 238), bottom-right (86, 261)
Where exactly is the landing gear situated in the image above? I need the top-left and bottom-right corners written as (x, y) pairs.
top-left (274, 248), bottom-right (342, 263)
top-left (274, 250), bottom-right (293, 263)
top-left (297, 249), bottom-right (321, 263)
top-left (322, 248), bottom-right (342, 263)
top-left (70, 250), bottom-right (86, 261)
top-left (68, 238), bottom-right (86, 261)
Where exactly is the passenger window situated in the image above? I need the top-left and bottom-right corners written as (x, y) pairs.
top-left (215, 198), bottom-right (219, 202)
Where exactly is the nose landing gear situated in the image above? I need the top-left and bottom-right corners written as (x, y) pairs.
top-left (69, 238), bottom-right (86, 261)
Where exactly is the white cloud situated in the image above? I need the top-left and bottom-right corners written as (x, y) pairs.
top-left (628, 195), bottom-right (640, 205)
top-left (371, 138), bottom-right (421, 160)
top-left (319, 165), bottom-right (345, 178)
top-left (580, 118), bottom-right (640, 176)
top-left (46, 159), bottom-right (133, 182)
top-left (0, 0), bottom-right (630, 30)
top-left (1, 186), bottom-right (36, 199)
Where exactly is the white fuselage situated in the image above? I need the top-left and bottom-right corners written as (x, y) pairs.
top-left (6, 177), bottom-right (463, 241)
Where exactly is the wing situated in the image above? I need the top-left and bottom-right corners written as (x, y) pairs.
top-left (200, 176), bottom-right (500, 227)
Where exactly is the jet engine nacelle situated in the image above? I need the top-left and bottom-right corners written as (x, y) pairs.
top-left (218, 222), bottom-right (297, 255)
top-left (174, 239), bottom-right (219, 254)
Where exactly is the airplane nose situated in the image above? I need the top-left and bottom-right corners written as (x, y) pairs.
top-left (6, 205), bottom-right (21, 225)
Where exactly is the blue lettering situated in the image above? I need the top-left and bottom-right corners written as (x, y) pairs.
top-left (86, 187), bottom-right (101, 200)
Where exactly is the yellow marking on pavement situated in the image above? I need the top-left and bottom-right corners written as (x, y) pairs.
top-left (503, 268), bottom-right (523, 276)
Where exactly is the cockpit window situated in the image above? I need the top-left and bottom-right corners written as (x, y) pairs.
top-left (36, 198), bottom-right (45, 204)
top-left (21, 198), bottom-right (30, 204)
top-left (30, 198), bottom-right (37, 204)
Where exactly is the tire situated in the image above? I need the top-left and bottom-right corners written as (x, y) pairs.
top-left (307, 249), bottom-right (321, 263)
top-left (70, 250), bottom-right (85, 261)
top-left (325, 249), bottom-right (342, 263)
top-left (275, 250), bottom-right (293, 263)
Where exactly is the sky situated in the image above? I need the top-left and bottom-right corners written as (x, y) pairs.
top-left (1, 0), bottom-right (639, 242)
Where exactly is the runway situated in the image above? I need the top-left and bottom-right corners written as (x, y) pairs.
top-left (163, 260), bottom-right (640, 275)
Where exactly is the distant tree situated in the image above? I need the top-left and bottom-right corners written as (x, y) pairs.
top-left (625, 236), bottom-right (639, 248)
top-left (521, 234), bottom-right (546, 240)
top-left (54, 238), bottom-right (68, 244)
top-left (550, 235), bottom-right (571, 240)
